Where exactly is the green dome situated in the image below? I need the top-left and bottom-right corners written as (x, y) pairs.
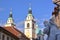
top-left (35, 27), bottom-right (40, 34)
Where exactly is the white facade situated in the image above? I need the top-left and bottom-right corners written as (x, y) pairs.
top-left (0, 32), bottom-right (15, 40)
top-left (24, 7), bottom-right (36, 40)
top-left (5, 8), bottom-right (15, 27)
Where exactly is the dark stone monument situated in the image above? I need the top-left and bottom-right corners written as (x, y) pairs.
top-left (43, 0), bottom-right (60, 40)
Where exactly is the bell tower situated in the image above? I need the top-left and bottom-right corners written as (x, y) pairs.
top-left (24, 6), bottom-right (36, 40)
top-left (5, 8), bottom-right (15, 27)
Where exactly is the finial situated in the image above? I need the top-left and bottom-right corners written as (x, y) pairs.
top-left (29, 3), bottom-right (32, 10)
top-left (9, 8), bottom-right (12, 17)
top-left (10, 8), bottom-right (12, 10)
top-left (10, 8), bottom-right (12, 14)
top-left (28, 3), bottom-right (32, 14)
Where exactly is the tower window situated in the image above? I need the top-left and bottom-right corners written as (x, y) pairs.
top-left (11, 38), bottom-right (13, 40)
top-left (7, 37), bottom-right (9, 40)
top-left (27, 23), bottom-right (30, 28)
top-left (32, 23), bottom-right (34, 29)
top-left (27, 17), bottom-right (29, 19)
top-left (2, 35), bottom-right (5, 40)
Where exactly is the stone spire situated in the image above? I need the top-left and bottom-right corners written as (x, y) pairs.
top-left (28, 3), bottom-right (32, 14)
top-left (24, 3), bottom-right (36, 40)
top-left (26, 3), bottom-right (34, 20)
top-left (5, 8), bottom-right (15, 27)
top-left (9, 8), bottom-right (13, 17)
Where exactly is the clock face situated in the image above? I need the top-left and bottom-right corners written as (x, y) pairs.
top-left (26, 30), bottom-right (30, 38)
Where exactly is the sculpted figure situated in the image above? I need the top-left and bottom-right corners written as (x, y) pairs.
top-left (43, 16), bottom-right (58, 40)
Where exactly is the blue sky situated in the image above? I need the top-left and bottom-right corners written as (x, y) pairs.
top-left (0, 0), bottom-right (55, 32)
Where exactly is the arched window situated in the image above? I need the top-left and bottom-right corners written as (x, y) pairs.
top-left (7, 37), bottom-right (9, 40)
top-left (2, 35), bottom-right (5, 40)
top-left (27, 23), bottom-right (30, 28)
top-left (32, 23), bottom-right (34, 29)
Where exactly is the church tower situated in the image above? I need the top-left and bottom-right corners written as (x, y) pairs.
top-left (24, 6), bottom-right (36, 40)
top-left (5, 8), bottom-right (15, 27)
